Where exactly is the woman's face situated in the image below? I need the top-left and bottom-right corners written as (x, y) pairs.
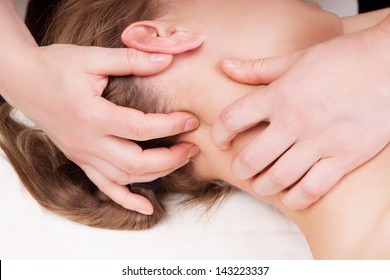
top-left (150, 0), bottom-right (343, 191)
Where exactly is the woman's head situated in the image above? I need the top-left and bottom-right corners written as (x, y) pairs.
top-left (0, 0), bottom-right (343, 230)
top-left (47, 0), bottom-right (344, 189)
top-left (120, 0), bottom-right (343, 190)
top-left (0, 0), bottom-right (230, 231)
top-left (121, 0), bottom-right (343, 117)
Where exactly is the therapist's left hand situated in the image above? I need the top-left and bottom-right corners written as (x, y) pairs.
top-left (211, 17), bottom-right (390, 209)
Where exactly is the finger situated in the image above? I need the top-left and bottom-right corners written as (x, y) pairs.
top-left (83, 46), bottom-right (173, 76)
top-left (82, 156), bottom-right (140, 185)
top-left (221, 52), bottom-right (300, 85)
top-left (211, 90), bottom-right (272, 149)
top-left (91, 98), bottom-right (199, 140)
top-left (128, 162), bottom-right (189, 183)
top-left (84, 155), bottom-right (189, 185)
top-left (232, 123), bottom-right (296, 180)
top-left (281, 158), bottom-right (347, 209)
top-left (82, 165), bottom-right (154, 215)
top-left (251, 141), bottom-right (321, 196)
top-left (94, 138), bottom-right (199, 176)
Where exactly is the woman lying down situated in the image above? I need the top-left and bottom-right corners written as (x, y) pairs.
top-left (0, 0), bottom-right (389, 259)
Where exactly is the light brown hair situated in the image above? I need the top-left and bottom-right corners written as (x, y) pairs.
top-left (0, 0), bottom-right (230, 230)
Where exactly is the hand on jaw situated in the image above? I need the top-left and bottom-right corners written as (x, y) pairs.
top-left (211, 15), bottom-right (390, 209)
top-left (1, 2), bottom-right (205, 215)
top-left (21, 22), bottom-right (208, 215)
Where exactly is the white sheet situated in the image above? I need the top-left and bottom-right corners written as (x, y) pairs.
top-left (0, 151), bottom-right (311, 259)
top-left (1, 0), bottom-right (357, 260)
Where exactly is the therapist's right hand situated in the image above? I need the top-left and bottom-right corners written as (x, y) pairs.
top-left (4, 44), bottom-right (199, 215)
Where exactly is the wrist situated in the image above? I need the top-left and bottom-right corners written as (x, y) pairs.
top-left (0, 0), bottom-right (39, 103)
top-left (0, 45), bottom-right (40, 106)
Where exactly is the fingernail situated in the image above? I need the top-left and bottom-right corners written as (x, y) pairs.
top-left (187, 146), bottom-right (200, 158)
top-left (184, 118), bottom-right (199, 132)
top-left (135, 208), bottom-right (153, 215)
top-left (150, 53), bottom-right (171, 62)
top-left (224, 59), bottom-right (242, 69)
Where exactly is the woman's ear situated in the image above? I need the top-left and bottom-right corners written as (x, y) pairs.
top-left (121, 21), bottom-right (206, 54)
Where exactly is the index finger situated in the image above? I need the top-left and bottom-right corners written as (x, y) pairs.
top-left (91, 98), bottom-right (199, 140)
top-left (83, 46), bottom-right (173, 76)
top-left (211, 89), bottom-right (272, 149)
top-left (82, 165), bottom-right (154, 215)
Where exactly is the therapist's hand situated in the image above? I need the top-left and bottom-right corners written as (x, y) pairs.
top-left (212, 18), bottom-right (390, 209)
top-left (5, 44), bottom-right (199, 215)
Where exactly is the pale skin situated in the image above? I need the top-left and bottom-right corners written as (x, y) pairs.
top-left (122, 0), bottom-right (390, 258)
top-left (0, 0), bottom-right (200, 215)
top-left (211, 2), bottom-right (390, 210)
top-left (3, 1), bottom-right (387, 216)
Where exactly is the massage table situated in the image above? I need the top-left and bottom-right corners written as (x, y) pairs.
top-left (0, 0), bottom-right (357, 259)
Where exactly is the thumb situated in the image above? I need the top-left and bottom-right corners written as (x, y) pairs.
top-left (221, 52), bottom-right (301, 85)
top-left (84, 46), bottom-right (173, 76)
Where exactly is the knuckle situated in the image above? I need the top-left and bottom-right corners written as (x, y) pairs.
top-left (135, 121), bottom-right (152, 141)
top-left (283, 112), bottom-right (310, 137)
top-left (73, 104), bottom-right (96, 124)
top-left (220, 107), bottom-right (240, 132)
top-left (268, 170), bottom-right (290, 190)
top-left (299, 182), bottom-right (320, 202)
top-left (291, 111), bottom-right (310, 125)
top-left (251, 59), bottom-right (265, 76)
top-left (126, 112), bottom-right (150, 140)
top-left (57, 136), bottom-right (84, 158)
top-left (239, 152), bottom-right (259, 172)
top-left (114, 175), bottom-right (134, 186)
top-left (125, 48), bottom-right (138, 70)
top-left (170, 118), bottom-right (179, 135)
top-left (126, 161), bottom-right (144, 177)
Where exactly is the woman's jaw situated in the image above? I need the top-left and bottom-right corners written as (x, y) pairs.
top-left (125, 0), bottom-right (343, 195)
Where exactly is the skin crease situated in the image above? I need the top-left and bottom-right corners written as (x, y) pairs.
top-left (0, 0), bottom-right (206, 215)
top-left (148, 0), bottom-right (344, 182)
top-left (129, 0), bottom-right (390, 258)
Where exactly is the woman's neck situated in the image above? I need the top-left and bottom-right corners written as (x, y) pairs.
top-left (181, 7), bottom-right (390, 258)
top-left (220, 11), bottom-right (390, 259)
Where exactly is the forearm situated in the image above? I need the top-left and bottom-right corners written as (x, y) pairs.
top-left (0, 0), bottom-right (36, 50)
top-left (0, 0), bottom-right (38, 100)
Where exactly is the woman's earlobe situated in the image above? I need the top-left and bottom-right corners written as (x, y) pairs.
top-left (122, 22), bottom-right (206, 54)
